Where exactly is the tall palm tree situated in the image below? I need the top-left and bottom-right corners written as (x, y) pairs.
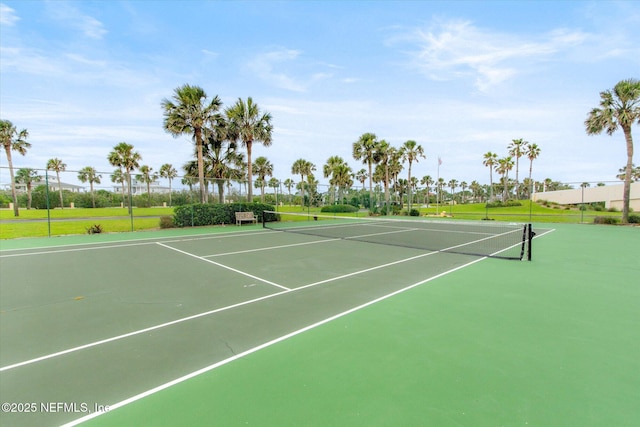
top-left (283, 178), bottom-right (295, 205)
top-left (159, 163), bottom-right (178, 206)
top-left (252, 156), bottom-right (273, 202)
top-left (47, 158), bottom-right (67, 209)
top-left (482, 151), bottom-right (498, 201)
top-left (401, 140), bottom-right (425, 212)
top-left (448, 179), bottom-right (458, 204)
top-left (323, 155), bottom-right (348, 204)
top-left (77, 166), bottom-right (102, 208)
top-left (421, 175), bottom-right (433, 204)
top-left (108, 142), bottom-right (141, 214)
top-left (225, 97), bottom-right (273, 203)
top-left (162, 84), bottom-right (222, 204)
top-left (460, 181), bottom-right (468, 204)
top-left (525, 143), bottom-right (541, 196)
top-left (496, 156), bottom-right (515, 201)
top-left (585, 78), bottom-right (640, 223)
top-left (508, 138), bottom-right (526, 199)
top-left (616, 164), bottom-right (639, 182)
top-left (291, 159), bottom-right (315, 207)
top-left (0, 120), bottom-right (30, 216)
top-left (111, 169), bottom-right (126, 207)
top-left (353, 132), bottom-right (379, 211)
top-left (374, 140), bottom-right (392, 211)
top-left (15, 168), bottom-right (41, 210)
top-left (331, 163), bottom-right (353, 203)
top-left (136, 165), bottom-right (158, 207)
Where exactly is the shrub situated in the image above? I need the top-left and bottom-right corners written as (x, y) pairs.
top-left (485, 200), bottom-right (522, 208)
top-left (87, 224), bottom-right (104, 234)
top-left (593, 216), bottom-right (619, 225)
top-left (607, 207), bottom-right (619, 212)
top-left (159, 215), bottom-right (175, 229)
top-left (321, 204), bottom-right (358, 213)
top-left (628, 214), bottom-right (640, 224)
top-left (409, 208), bottom-right (420, 216)
top-left (173, 202), bottom-right (275, 227)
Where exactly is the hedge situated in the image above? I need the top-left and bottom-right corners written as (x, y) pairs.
top-left (173, 202), bottom-right (276, 227)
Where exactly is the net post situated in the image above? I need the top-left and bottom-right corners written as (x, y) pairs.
top-left (527, 223), bottom-right (534, 261)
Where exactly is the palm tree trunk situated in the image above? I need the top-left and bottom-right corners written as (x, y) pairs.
top-left (246, 141), bottom-right (253, 202)
top-left (195, 128), bottom-right (207, 204)
top-left (622, 125), bottom-right (634, 223)
top-left (5, 147), bottom-right (19, 216)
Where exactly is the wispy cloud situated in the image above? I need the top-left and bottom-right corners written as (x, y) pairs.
top-left (393, 19), bottom-right (587, 92)
top-left (46, 1), bottom-right (107, 39)
top-left (0, 3), bottom-right (19, 26)
top-left (248, 48), bottom-right (334, 92)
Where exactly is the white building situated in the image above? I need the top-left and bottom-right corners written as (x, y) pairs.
top-left (532, 182), bottom-right (640, 211)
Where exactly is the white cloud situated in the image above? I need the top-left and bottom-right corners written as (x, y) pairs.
top-left (47, 1), bottom-right (107, 40)
top-left (247, 48), bottom-right (339, 92)
top-left (0, 3), bottom-right (19, 25)
top-left (396, 19), bottom-right (588, 91)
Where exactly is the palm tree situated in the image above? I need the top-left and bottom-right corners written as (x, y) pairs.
top-left (77, 166), bottom-right (102, 208)
top-left (525, 143), bottom-right (541, 196)
top-left (421, 175), bottom-right (433, 204)
top-left (291, 159), bottom-right (316, 207)
top-left (508, 138), bottom-right (526, 199)
top-left (470, 180), bottom-right (482, 202)
top-left (448, 179), bottom-right (458, 205)
top-left (616, 164), bottom-right (639, 182)
top-left (162, 84), bottom-right (222, 204)
top-left (353, 132), bottom-right (379, 211)
top-left (401, 140), bottom-right (425, 212)
top-left (323, 156), bottom-right (348, 204)
top-left (108, 142), bottom-right (141, 214)
top-left (159, 163), bottom-right (178, 206)
top-left (374, 140), bottom-right (392, 211)
top-left (331, 163), bottom-right (353, 203)
top-left (283, 178), bottom-right (295, 205)
top-left (111, 169), bottom-right (126, 207)
top-left (496, 156), bottom-right (515, 201)
top-left (136, 165), bottom-right (158, 207)
top-left (252, 156), bottom-right (273, 202)
top-left (15, 168), bottom-right (41, 210)
top-left (585, 78), bottom-right (640, 223)
top-left (47, 158), bottom-right (67, 209)
top-left (482, 151), bottom-right (498, 201)
top-left (268, 177), bottom-right (280, 202)
top-left (0, 120), bottom-right (30, 216)
top-left (460, 181), bottom-right (468, 204)
top-left (225, 97), bottom-right (273, 203)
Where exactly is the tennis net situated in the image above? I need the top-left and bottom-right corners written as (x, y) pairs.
top-left (262, 211), bottom-right (534, 260)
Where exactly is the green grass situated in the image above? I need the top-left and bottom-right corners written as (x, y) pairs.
top-left (0, 206), bottom-right (174, 220)
top-left (0, 202), bottom-right (628, 240)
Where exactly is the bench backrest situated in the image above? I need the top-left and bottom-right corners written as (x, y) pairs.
top-left (235, 211), bottom-right (255, 219)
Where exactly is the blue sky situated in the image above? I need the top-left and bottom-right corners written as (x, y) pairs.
top-left (1, 0), bottom-right (639, 190)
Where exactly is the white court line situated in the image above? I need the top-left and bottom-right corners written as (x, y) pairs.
top-left (155, 242), bottom-right (291, 291)
top-left (0, 229), bottom-right (273, 257)
top-left (61, 255), bottom-right (490, 427)
top-left (1, 228), bottom-right (553, 373)
top-left (203, 237), bottom-right (341, 257)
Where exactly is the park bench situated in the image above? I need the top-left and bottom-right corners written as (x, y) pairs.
top-left (235, 211), bottom-right (258, 226)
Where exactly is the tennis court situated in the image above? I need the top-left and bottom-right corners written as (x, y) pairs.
top-left (0, 219), bottom-right (638, 426)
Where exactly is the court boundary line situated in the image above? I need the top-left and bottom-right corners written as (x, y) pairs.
top-left (1, 229), bottom-right (554, 373)
top-left (0, 229), bottom-right (272, 256)
top-left (61, 254), bottom-right (491, 427)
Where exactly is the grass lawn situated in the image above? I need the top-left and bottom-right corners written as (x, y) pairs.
top-left (0, 202), bottom-right (629, 240)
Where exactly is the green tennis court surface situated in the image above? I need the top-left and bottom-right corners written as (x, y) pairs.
top-left (0, 222), bottom-right (638, 426)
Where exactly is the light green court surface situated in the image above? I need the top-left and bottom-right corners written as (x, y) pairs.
top-left (0, 223), bottom-right (638, 426)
